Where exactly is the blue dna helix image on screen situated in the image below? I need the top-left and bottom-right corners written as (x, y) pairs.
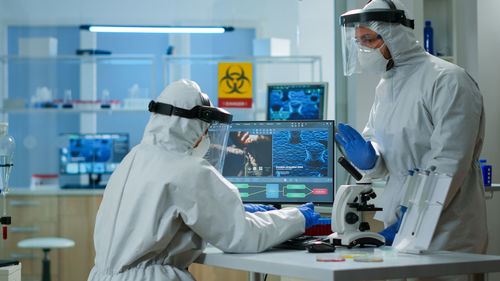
top-left (273, 130), bottom-right (329, 177)
top-left (267, 83), bottom-right (328, 121)
top-left (220, 121), bottom-right (334, 204)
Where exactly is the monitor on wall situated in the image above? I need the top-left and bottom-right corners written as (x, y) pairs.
top-left (267, 82), bottom-right (328, 121)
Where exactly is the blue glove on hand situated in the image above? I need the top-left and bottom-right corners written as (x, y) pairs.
top-left (378, 206), bottom-right (407, 246)
top-left (297, 202), bottom-right (321, 229)
top-left (244, 204), bottom-right (277, 213)
top-left (335, 123), bottom-right (378, 170)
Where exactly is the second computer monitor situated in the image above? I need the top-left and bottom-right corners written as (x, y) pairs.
top-left (267, 82), bottom-right (328, 121)
top-left (221, 120), bottom-right (334, 204)
top-left (59, 133), bottom-right (129, 175)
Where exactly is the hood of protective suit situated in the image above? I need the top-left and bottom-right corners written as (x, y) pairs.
top-left (142, 79), bottom-right (210, 155)
top-left (362, 0), bottom-right (426, 68)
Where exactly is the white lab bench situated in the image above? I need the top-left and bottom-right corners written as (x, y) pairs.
top-left (195, 246), bottom-right (500, 281)
top-left (484, 184), bottom-right (500, 199)
top-left (0, 263), bottom-right (21, 281)
top-left (486, 184), bottom-right (500, 192)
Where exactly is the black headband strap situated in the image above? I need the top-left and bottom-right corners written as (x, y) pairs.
top-left (148, 100), bottom-right (232, 124)
top-left (382, 0), bottom-right (397, 10)
top-left (341, 6), bottom-right (414, 29)
top-left (148, 101), bottom-right (199, 120)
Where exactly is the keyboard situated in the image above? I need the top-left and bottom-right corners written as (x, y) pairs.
top-left (274, 236), bottom-right (321, 250)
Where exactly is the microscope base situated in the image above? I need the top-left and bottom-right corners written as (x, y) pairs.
top-left (329, 231), bottom-right (385, 248)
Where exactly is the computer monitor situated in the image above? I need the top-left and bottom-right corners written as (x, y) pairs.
top-left (59, 133), bottom-right (129, 175)
top-left (267, 82), bottom-right (328, 121)
top-left (220, 120), bottom-right (334, 205)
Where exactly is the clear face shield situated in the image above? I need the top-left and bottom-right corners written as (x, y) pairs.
top-left (203, 122), bottom-right (230, 172)
top-left (341, 23), bottom-right (386, 76)
top-left (339, 2), bottom-right (414, 76)
top-left (148, 93), bottom-right (233, 172)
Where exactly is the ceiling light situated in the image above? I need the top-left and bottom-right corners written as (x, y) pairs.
top-left (80, 25), bottom-right (234, 34)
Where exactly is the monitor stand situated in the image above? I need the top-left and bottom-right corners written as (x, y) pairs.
top-left (61, 174), bottom-right (106, 189)
top-left (271, 203), bottom-right (282, 209)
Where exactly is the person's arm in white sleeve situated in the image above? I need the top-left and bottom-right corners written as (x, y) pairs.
top-left (174, 161), bottom-right (305, 253)
top-left (426, 70), bottom-right (483, 209)
top-left (362, 95), bottom-right (389, 179)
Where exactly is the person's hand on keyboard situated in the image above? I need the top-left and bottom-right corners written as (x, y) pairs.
top-left (243, 204), bottom-right (277, 213)
top-left (297, 203), bottom-right (320, 229)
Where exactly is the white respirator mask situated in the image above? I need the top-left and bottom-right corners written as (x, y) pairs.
top-left (358, 44), bottom-right (389, 74)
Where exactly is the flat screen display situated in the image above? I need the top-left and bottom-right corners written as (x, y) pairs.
top-left (219, 120), bottom-right (334, 204)
top-left (267, 82), bottom-right (328, 121)
top-left (59, 133), bottom-right (129, 175)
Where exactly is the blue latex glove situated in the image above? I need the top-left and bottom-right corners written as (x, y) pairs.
top-left (297, 202), bottom-right (321, 229)
top-left (378, 206), bottom-right (408, 246)
top-left (244, 204), bottom-right (277, 213)
top-left (335, 123), bottom-right (378, 170)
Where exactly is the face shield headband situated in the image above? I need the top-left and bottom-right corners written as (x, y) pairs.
top-left (148, 94), bottom-right (233, 125)
top-left (340, 0), bottom-right (414, 29)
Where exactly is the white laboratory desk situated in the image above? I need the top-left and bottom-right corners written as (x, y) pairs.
top-left (487, 184), bottom-right (500, 192)
top-left (194, 246), bottom-right (500, 281)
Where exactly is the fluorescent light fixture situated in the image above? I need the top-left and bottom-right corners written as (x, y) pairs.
top-left (80, 25), bottom-right (234, 34)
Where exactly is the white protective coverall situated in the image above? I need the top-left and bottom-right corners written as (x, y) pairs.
top-left (87, 79), bottom-right (305, 281)
top-left (359, 1), bottom-right (488, 255)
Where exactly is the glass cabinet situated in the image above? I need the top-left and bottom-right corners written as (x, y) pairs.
top-left (0, 55), bottom-right (155, 189)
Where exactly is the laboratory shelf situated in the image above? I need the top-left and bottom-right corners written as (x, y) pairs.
top-left (0, 108), bottom-right (148, 114)
top-left (7, 188), bottom-right (105, 197)
top-left (163, 55), bottom-right (321, 64)
top-left (0, 54), bottom-right (155, 65)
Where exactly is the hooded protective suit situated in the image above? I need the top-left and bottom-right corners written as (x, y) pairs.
top-left (87, 79), bottom-right (305, 281)
top-left (356, 0), bottom-right (488, 256)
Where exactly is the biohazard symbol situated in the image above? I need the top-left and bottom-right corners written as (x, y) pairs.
top-left (219, 65), bottom-right (251, 94)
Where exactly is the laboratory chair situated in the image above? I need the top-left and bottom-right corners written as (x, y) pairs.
top-left (17, 237), bottom-right (75, 281)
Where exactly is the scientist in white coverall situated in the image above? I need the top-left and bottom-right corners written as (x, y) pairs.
top-left (335, 0), bottom-right (487, 278)
top-left (87, 79), bottom-right (319, 281)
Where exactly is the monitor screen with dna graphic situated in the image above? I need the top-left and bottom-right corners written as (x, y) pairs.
top-left (216, 120), bottom-right (334, 205)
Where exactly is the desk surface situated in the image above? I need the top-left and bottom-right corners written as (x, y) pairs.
top-left (7, 189), bottom-right (104, 196)
top-left (487, 184), bottom-right (500, 192)
top-left (195, 246), bottom-right (500, 281)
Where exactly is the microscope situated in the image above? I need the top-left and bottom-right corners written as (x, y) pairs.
top-left (328, 157), bottom-right (385, 248)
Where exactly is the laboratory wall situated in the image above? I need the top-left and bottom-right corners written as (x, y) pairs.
top-left (478, 0), bottom-right (500, 268)
top-left (0, 0), bottom-right (335, 119)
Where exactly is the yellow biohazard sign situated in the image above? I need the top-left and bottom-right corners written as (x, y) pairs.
top-left (218, 62), bottom-right (253, 108)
